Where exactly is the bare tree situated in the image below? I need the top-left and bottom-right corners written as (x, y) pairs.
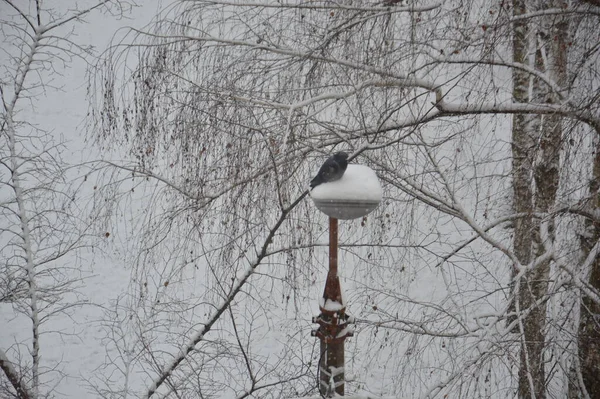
top-left (92, 0), bottom-right (600, 397)
top-left (0, 1), bottom-right (130, 397)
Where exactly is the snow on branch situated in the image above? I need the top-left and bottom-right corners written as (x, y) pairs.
top-left (0, 348), bottom-right (33, 399)
top-left (509, 6), bottom-right (600, 22)
top-left (435, 97), bottom-right (600, 133)
top-left (196, 1), bottom-right (443, 13)
top-left (427, 54), bottom-right (565, 101)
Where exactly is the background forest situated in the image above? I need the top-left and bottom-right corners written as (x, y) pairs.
top-left (2, 0), bottom-right (600, 398)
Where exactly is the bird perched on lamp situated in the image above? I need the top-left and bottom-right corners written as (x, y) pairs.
top-left (310, 151), bottom-right (349, 189)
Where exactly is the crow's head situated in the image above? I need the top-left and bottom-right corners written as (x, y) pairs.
top-left (334, 151), bottom-right (349, 162)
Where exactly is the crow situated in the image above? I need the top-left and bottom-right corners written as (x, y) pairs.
top-left (310, 151), bottom-right (349, 189)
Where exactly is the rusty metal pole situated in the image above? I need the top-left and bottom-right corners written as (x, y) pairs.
top-left (326, 217), bottom-right (345, 396)
top-left (313, 217), bottom-right (353, 397)
top-left (326, 217), bottom-right (341, 304)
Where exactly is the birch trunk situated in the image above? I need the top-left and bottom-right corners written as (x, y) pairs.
top-left (2, 29), bottom-right (43, 399)
top-left (510, 7), bottom-right (536, 387)
top-left (517, 1), bottom-right (568, 397)
top-left (579, 136), bottom-right (600, 397)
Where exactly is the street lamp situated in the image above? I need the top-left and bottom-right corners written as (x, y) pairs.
top-left (310, 164), bottom-right (382, 397)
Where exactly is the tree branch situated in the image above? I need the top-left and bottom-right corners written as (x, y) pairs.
top-left (0, 349), bottom-right (33, 399)
top-left (146, 191), bottom-right (308, 397)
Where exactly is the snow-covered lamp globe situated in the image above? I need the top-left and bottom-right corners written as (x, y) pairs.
top-left (310, 164), bottom-right (382, 220)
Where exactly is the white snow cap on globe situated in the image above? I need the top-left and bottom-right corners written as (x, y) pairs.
top-left (311, 164), bottom-right (382, 219)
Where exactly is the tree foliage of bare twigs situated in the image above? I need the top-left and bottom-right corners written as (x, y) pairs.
top-left (91, 0), bottom-right (600, 398)
top-left (0, 1), bottom-right (133, 398)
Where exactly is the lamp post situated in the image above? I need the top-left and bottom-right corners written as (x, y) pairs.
top-left (310, 164), bottom-right (381, 397)
top-left (312, 216), bottom-right (352, 396)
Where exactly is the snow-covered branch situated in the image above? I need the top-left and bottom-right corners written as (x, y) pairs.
top-left (0, 349), bottom-right (33, 399)
top-left (195, 1), bottom-right (443, 13)
top-left (435, 97), bottom-right (600, 133)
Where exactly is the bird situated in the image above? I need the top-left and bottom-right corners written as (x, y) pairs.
top-left (310, 151), bottom-right (349, 189)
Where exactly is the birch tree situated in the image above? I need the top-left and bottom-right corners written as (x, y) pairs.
top-left (92, 0), bottom-right (600, 397)
top-left (0, 1), bottom-right (127, 398)
top-left (575, 1), bottom-right (600, 394)
top-left (510, 0), bottom-right (566, 397)
top-left (578, 137), bottom-right (600, 397)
